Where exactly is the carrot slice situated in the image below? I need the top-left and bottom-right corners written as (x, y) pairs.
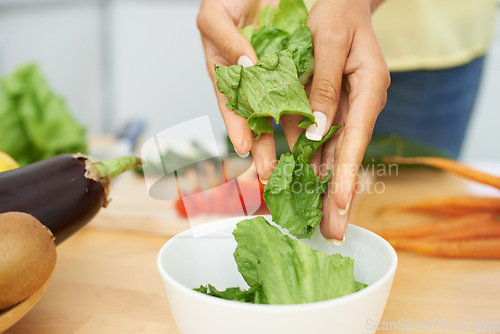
top-left (377, 213), bottom-right (495, 239)
top-left (383, 156), bottom-right (500, 190)
top-left (380, 196), bottom-right (500, 216)
top-left (387, 238), bottom-right (500, 259)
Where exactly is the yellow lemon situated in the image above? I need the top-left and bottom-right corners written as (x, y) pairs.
top-left (0, 151), bottom-right (20, 172)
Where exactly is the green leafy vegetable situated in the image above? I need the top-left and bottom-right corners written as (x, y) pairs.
top-left (249, 27), bottom-right (290, 59)
top-left (216, 51), bottom-right (313, 139)
top-left (196, 217), bottom-right (365, 304)
top-left (263, 126), bottom-right (340, 238)
top-left (0, 63), bottom-right (87, 166)
top-left (195, 128), bottom-right (368, 303)
top-left (216, 0), bottom-right (315, 139)
top-left (256, 4), bottom-right (277, 29)
top-left (271, 0), bottom-right (308, 34)
top-left (355, 281), bottom-right (368, 292)
top-left (287, 25), bottom-right (314, 77)
top-left (292, 125), bottom-right (341, 163)
top-left (246, 0), bottom-right (311, 74)
top-left (194, 284), bottom-right (259, 303)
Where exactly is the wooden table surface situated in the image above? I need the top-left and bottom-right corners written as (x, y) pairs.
top-left (4, 167), bottom-right (500, 334)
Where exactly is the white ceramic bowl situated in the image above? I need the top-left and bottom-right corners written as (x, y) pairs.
top-left (157, 215), bottom-right (397, 334)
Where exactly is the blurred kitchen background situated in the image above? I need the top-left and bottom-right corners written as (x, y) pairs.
top-left (0, 0), bottom-right (498, 161)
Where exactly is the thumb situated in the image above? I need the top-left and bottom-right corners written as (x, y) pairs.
top-left (197, 6), bottom-right (258, 65)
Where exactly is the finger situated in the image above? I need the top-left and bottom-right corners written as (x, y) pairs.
top-left (312, 105), bottom-right (345, 175)
top-left (251, 125), bottom-right (276, 184)
top-left (203, 39), bottom-right (254, 155)
top-left (280, 114), bottom-right (305, 151)
top-left (318, 137), bottom-right (343, 241)
top-left (281, 114), bottom-right (324, 174)
top-left (218, 93), bottom-right (254, 157)
top-left (319, 132), bottom-right (351, 241)
top-left (197, 3), bottom-right (258, 65)
top-left (306, 28), bottom-right (351, 141)
top-left (333, 69), bottom-right (389, 212)
top-left (311, 145), bottom-right (322, 175)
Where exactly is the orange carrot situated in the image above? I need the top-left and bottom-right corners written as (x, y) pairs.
top-left (377, 213), bottom-right (495, 239)
top-left (387, 238), bottom-right (500, 259)
top-left (425, 220), bottom-right (500, 241)
top-left (380, 196), bottom-right (500, 216)
top-left (382, 156), bottom-right (500, 190)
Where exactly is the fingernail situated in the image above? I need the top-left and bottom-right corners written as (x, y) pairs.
top-left (258, 175), bottom-right (268, 185)
top-left (325, 235), bottom-right (345, 246)
top-left (237, 55), bottom-right (254, 68)
top-left (338, 191), bottom-right (353, 216)
top-left (235, 148), bottom-right (249, 158)
top-left (306, 111), bottom-right (327, 141)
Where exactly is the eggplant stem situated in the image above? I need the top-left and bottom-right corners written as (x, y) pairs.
top-left (78, 153), bottom-right (142, 207)
top-left (98, 155), bottom-right (142, 181)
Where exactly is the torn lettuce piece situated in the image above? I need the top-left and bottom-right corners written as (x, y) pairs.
top-left (248, 24), bottom-right (312, 78)
top-left (263, 126), bottom-right (340, 238)
top-left (257, 4), bottom-right (277, 29)
top-left (243, 0), bottom-right (313, 77)
top-left (292, 125), bottom-right (341, 164)
top-left (250, 27), bottom-right (290, 59)
top-left (216, 0), bottom-right (315, 140)
top-left (298, 55), bottom-right (315, 86)
top-left (271, 0), bottom-right (308, 34)
top-left (264, 154), bottom-right (328, 238)
top-left (215, 51), bottom-right (314, 140)
top-left (233, 216), bottom-right (359, 304)
top-left (194, 216), bottom-right (367, 304)
top-left (355, 281), bottom-right (368, 292)
top-left (194, 284), bottom-right (259, 303)
top-left (287, 24), bottom-right (314, 77)
top-left (240, 25), bottom-right (257, 42)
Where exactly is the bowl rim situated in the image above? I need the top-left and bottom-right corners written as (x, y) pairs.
top-left (157, 215), bottom-right (398, 311)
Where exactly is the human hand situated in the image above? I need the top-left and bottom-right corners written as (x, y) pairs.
top-left (305, 0), bottom-right (390, 242)
top-left (197, 0), bottom-right (390, 242)
top-left (197, 0), bottom-right (305, 184)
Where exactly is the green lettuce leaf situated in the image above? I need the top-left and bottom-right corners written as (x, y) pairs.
top-left (249, 0), bottom-right (312, 77)
top-left (240, 25), bottom-right (257, 42)
top-left (195, 217), bottom-right (367, 304)
top-left (355, 281), bottom-right (368, 292)
top-left (250, 27), bottom-right (290, 58)
top-left (292, 125), bottom-right (341, 163)
top-left (263, 126), bottom-right (339, 238)
top-left (271, 0), bottom-right (308, 34)
top-left (233, 216), bottom-right (358, 304)
top-left (257, 4), bottom-right (277, 29)
top-left (265, 154), bottom-right (328, 239)
top-left (0, 63), bottom-right (87, 166)
top-left (248, 24), bottom-right (312, 78)
top-left (194, 284), bottom-right (259, 303)
top-left (287, 24), bottom-right (313, 76)
top-left (217, 0), bottom-right (314, 139)
top-left (215, 51), bottom-right (313, 139)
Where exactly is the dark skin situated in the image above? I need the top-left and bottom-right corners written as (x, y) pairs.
top-left (197, 0), bottom-right (390, 241)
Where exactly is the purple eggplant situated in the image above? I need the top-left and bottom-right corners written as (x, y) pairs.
top-left (0, 153), bottom-right (141, 245)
